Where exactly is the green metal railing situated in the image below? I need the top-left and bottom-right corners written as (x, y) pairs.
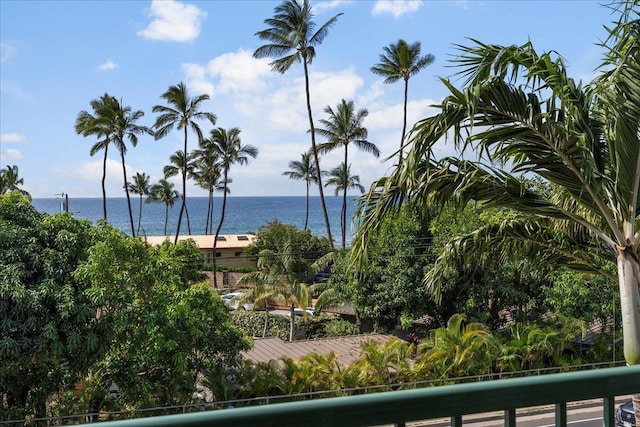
top-left (86, 365), bottom-right (640, 427)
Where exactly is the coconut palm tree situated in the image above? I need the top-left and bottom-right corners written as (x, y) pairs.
top-left (0, 165), bottom-right (30, 199)
top-left (147, 179), bottom-right (179, 236)
top-left (316, 99), bottom-right (380, 248)
top-left (193, 139), bottom-right (226, 235)
top-left (75, 93), bottom-right (119, 220)
top-left (238, 236), bottom-right (312, 342)
top-left (254, 0), bottom-right (342, 248)
top-left (371, 39), bottom-right (434, 165)
top-left (354, 4), bottom-right (640, 419)
top-left (163, 150), bottom-right (197, 235)
top-left (127, 172), bottom-right (150, 236)
top-left (325, 163), bottom-right (366, 248)
top-left (282, 152), bottom-right (318, 230)
top-left (110, 99), bottom-right (152, 237)
top-left (152, 82), bottom-right (216, 243)
top-left (207, 127), bottom-right (258, 287)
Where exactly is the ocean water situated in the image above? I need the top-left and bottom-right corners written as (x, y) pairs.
top-left (31, 195), bottom-right (359, 245)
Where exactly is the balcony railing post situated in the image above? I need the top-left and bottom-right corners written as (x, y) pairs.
top-left (603, 396), bottom-right (615, 427)
top-left (555, 402), bottom-right (567, 427)
top-left (504, 408), bottom-right (516, 427)
top-left (450, 415), bottom-right (462, 427)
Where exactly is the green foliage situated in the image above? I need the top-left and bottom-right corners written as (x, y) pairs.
top-left (246, 220), bottom-right (331, 278)
top-left (75, 229), bottom-right (250, 409)
top-left (543, 268), bottom-right (619, 325)
top-left (320, 319), bottom-right (360, 338)
top-left (0, 192), bottom-right (107, 421)
top-left (0, 193), bottom-right (250, 420)
top-left (230, 311), bottom-right (292, 340)
top-left (331, 205), bottom-right (439, 331)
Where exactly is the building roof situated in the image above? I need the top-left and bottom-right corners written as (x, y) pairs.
top-left (243, 333), bottom-right (393, 366)
top-left (142, 234), bottom-right (257, 250)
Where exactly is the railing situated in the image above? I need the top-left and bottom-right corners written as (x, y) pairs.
top-left (82, 365), bottom-right (640, 427)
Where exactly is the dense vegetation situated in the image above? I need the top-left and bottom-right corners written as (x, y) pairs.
top-left (0, 193), bottom-right (250, 422)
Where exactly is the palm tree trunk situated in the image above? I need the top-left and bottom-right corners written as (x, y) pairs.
top-left (121, 152), bottom-right (136, 237)
top-left (175, 127), bottom-right (189, 244)
top-left (616, 246), bottom-right (640, 427)
top-left (185, 202), bottom-right (192, 235)
top-left (212, 172), bottom-right (229, 288)
top-left (341, 146), bottom-right (348, 249)
top-left (263, 309), bottom-right (269, 338)
top-left (304, 182), bottom-right (310, 230)
top-left (164, 205), bottom-right (169, 235)
top-left (137, 194), bottom-right (143, 236)
top-left (303, 59), bottom-right (333, 248)
top-left (101, 143), bottom-right (108, 220)
top-left (400, 78), bottom-right (409, 166)
top-left (289, 305), bottom-right (295, 342)
top-left (206, 188), bottom-right (213, 234)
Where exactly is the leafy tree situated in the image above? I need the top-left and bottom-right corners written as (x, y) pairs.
top-left (371, 39), bottom-right (434, 165)
top-left (152, 82), bottom-right (216, 243)
top-left (127, 172), bottom-right (150, 236)
top-left (0, 164), bottom-right (30, 199)
top-left (206, 127), bottom-right (258, 287)
top-left (543, 268), bottom-right (619, 326)
top-left (254, 0), bottom-right (342, 248)
top-left (355, 0), bottom-right (640, 379)
top-left (147, 178), bottom-right (179, 235)
top-left (282, 152), bottom-right (318, 230)
top-left (316, 99), bottom-right (380, 248)
top-left (74, 228), bottom-right (250, 410)
top-left (245, 220), bottom-right (331, 272)
top-left (0, 192), bottom-right (108, 421)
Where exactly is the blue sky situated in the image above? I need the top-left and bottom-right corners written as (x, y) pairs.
top-left (0, 0), bottom-right (616, 198)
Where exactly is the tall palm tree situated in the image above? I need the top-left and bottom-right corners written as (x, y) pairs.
top-left (325, 163), bottom-right (366, 248)
top-left (193, 139), bottom-right (225, 235)
top-left (354, 4), bottom-right (640, 420)
top-left (238, 237), bottom-right (312, 342)
top-left (316, 99), bottom-right (380, 248)
top-left (208, 127), bottom-right (258, 287)
top-left (75, 93), bottom-right (119, 220)
top-left (147, 179), bottom-right (179, 236)
top-left (282, 152), bottom-right (318, 230)
top-left (163, 150), bottom-right (197, 235)
top-left (110, 99), bottom-right (152, 237)
top-left (152, 82), bottom-right (216, 243)
top-left (0, 165), bottom-right (30, 199)
top-left (127, 172), bottom-right (150, 236)
top-left (254, 0), bottom-right (342, 248)
top-left (371, 39), bottom-right (434, 165)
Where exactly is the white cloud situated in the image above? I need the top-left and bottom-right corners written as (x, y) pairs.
top-left (372, 0), bottom-right (423, 18)
top-left (314, 0), bottom-right (353, 13)
top-left (4, 149), bottom-right (23, 160)
top-left (0, 42), bottom-right (16, 62)
top-left (205, 50), bottom-right (272, 94)
top-left (0, 132), bottom-right (26, 143)
top-left (51, 158), bottom-right (123, 182)
top-left (98, 59), bottom-right (118, 71)
top-left (183, 63), bottom-right (215, 97)
top-left (138, 0), bottom-right (206, 42)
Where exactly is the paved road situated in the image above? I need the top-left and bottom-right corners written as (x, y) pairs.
top-left (406, 397), bottom-right (630, 427)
